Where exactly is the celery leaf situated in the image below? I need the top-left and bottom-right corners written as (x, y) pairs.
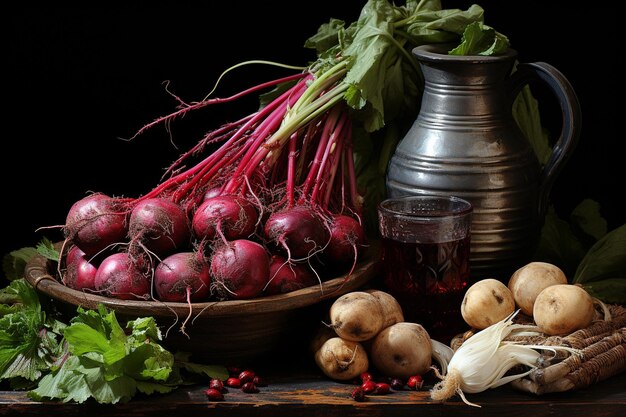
top-left (0, 279), bottom-right (62, 382)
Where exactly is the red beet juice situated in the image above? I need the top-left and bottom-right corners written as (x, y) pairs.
top-left (381, 235), bottom-right (471, 344)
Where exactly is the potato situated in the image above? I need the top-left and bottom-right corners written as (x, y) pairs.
top-left (364, 289), bottom-right (404, 329)
top-left (461, 278), bottom-right (515, 330)
top-left (329, 291), bottom-right (385, 341)
top-left (314, 337), bottom-right (369, 381)
top-left (533, 284), bottom-right (595, 335)
top-left (370, 322), bottom-right (432, 379)
top-left (508, 261), bottom-right (568, 316)
top-left (309, 322), bottom-right (337, 355)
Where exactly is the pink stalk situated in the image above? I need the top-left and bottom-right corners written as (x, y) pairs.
top-left (310, 109), bottom-right (348, 206)
top-left (286, 132), bottom-right (298, 207)
top-left (162, 114), bottom-right (254, 180)
top-left (146, 77), bottom-right (308, 204)
top-left (343, 126), bottom-right (361, 213)
top-left (298, 112), bottom-right (336, 202)
top-left (322, 114), bottom-right (350, 208)
top-left (127, 73), bottom-right (306, 140)
top-left (239, 78), bottom-right (348, 194)
top-left (223, 77), bottom-right (311, 194)
top-left (295, 122), bottom-right (319, 185)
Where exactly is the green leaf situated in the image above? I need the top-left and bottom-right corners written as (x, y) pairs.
top-left (36, 238), bottom-right (59, 262)
top-left (2, 247), bottom-right (38, 281)
top-left (63, 322), bottom-right (127, 366)
top-left (29, 305), bottom-right (180, 404)
top-left (0, 279), bottom-right (41, 311)
top-left (30, 354), bottom-right (138, 404)
top-left (71, 306), bottom-right (113, 337)
top-left (126, 316), bottom-right (163, 345)
top-left (304, 18), bottom-right (346, 54)
top-left (0, 322), bottom-right (59, 382)
top-left (512, 82), bottom-right (551, 166)
top-left (0, 279), bottom-right (61, 382)
top-left (574, 224), bottom-right (626, 285)
top-left (126, 343), bottom-right (173, 382)
top-left (61, 364), bottom-right (97, 403)
top-left (449, 21), bottom-right (509, 56)
top-left (176, 357), bottom-right (229, 381)
top-left (89, 373), bottom-right (137, 404)
top-left (533, 205), bottom-right (588, 277)
top-left (28, 359), bottom-right (72, 402)
top-left (404, 4), bottom-right (485, 42)
top-left (135, 380), bottom-right (175, 395)
top-left (571, 199), bottom-right (607, 241)
top-left (580, 279), bottom-right (626, 304)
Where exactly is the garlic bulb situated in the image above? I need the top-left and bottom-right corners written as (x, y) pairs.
top-left (430, 310), bottom-right (580, 407)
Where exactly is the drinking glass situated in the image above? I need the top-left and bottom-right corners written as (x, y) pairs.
top-left (378, 195), bottom-right (473, 344)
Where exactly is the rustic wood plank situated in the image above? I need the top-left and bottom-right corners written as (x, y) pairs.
top-left (1, 368), bottom-right (624, 417)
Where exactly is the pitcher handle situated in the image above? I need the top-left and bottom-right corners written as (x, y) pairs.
top-left (508, 62), bottom-right (582, 217)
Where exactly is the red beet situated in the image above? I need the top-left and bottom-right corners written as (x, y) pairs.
top-left (210, 239), bottom-right (269, 299)
top-left (64, 193), bottom-right (128, 257)
top-left (265, 255), bottom-right (317, 295)
top-left (203, 187), bottom-right (223, 200)
top-left (128, 197), bottom-right (190, 256)
top-left (324, 214), bottom-right (367, 267)
top-left (192, 195), bottom-right (258, 241)
top-left (64, 245), bottom-right (98, 291)
top-left (154, 251), bottom-right (211, 302)
top-left (263, 206), bottom-right (330, 260)
top-left (94, 252), bottom-right (151, 300)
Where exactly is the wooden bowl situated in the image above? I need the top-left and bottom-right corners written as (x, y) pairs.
top-left (24, 243), bottom-right (380, 364)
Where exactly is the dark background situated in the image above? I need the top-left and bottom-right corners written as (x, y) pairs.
top-left (5, 2), bottom-right (620, 274)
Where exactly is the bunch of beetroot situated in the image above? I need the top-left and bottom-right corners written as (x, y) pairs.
top-left (60, 67), bottom-right (368, 306)
top-left (58, 0), bottom-right (503, 306)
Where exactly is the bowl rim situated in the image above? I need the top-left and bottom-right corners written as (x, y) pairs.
top-left (25, 241), bottom-right (380, 318)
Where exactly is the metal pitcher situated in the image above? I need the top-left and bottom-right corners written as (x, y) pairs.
top-left (386, 44), bottom-right (581, 280)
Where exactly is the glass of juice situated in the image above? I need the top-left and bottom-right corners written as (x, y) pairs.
top-left (377, 195), bottom-right (472, 345)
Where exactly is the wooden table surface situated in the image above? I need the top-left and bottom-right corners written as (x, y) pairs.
top-left (1, 358), bottom-right (624, 417)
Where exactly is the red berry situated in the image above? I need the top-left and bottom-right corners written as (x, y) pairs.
top-left (407, 375), bottom-right (423, 390)
top-left (360, 371), bottom-right (374, 382)
top-left (351, 386), bottom-right (366, 402)
top-left (241, 382), bottom-right (259, 393)
top-left (389, 377), bottom-right (404, 390)
top-left (204, 388), bottom-right (224, 401)
top-left (361, 380), bottom-right (377, 394)
top-left (253, 375), bottom-right (268, 387)
top-left (374, 382), bottom-right (391, 395)
top-left (226, 377), bottom-right (241, 388)
top-left (209, 379), bottom-right (224, 392)
top-left (239, 370), bottom-right (255, 384)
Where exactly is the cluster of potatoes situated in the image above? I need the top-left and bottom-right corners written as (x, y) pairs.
top-left (461, 261), bottom-right (597, 335)
top-left (311, 289), bottom-right (433, 382)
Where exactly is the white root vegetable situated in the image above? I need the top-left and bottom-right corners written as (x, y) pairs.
top-left (329, 291), bottom-right (385, 342)
top-left (314, 337), bottom-right (369, 381)
top-left (430, 311), bottom-right (580, 408)
top-left (370, 322), bottom-right (432, 379)
top-left (431, 339), bottom-right (454, 376)
top-left (508, 261), bottom-right (567, 316)
top-left (364, 289), bottom-right (404, 328)
top-left (461, 279), bottom-right (515, 330)
top-left (310, 322), bottom-right (337, 355)
top-left (533, 284), bottom-right (595, 335)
